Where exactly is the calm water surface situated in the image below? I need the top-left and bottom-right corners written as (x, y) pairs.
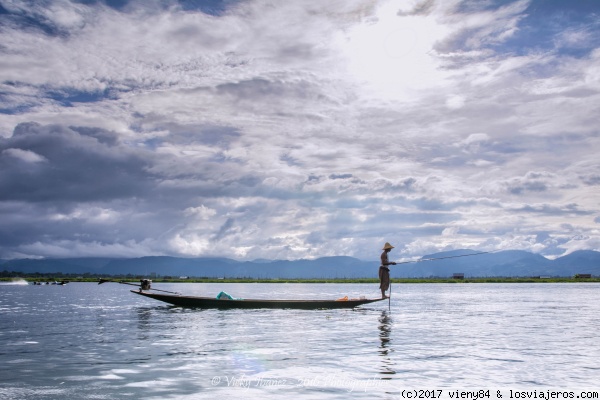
top-left (0, 282), bottom-right (599, 399)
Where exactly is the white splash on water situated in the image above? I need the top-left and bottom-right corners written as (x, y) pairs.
top-left (0, 279), bottom-right (29, 285)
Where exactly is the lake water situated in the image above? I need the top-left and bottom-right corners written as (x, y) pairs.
top-left (0, 282), bottom-right (599, 399)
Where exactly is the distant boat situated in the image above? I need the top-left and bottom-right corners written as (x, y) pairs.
top-left (130, 290), bottom-right (385, 310)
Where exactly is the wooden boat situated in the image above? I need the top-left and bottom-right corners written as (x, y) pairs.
top-left (131, 290), bottom-right (385, 309)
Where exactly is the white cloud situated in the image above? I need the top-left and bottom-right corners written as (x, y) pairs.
top-left (184, 205), bottom-right (217, 220)
top-left (2, 148), bottom-right (47, 163)
top-left (49, 206), bottom-right (121, 224)
top-left (445, 94), bottom-right (466, 109)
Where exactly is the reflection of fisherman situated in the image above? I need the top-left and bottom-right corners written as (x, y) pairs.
top-left (379, 242), bottom-right (396, 299)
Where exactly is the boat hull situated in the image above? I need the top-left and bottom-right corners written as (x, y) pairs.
top-left (131, 290), bottom-right (385, 309)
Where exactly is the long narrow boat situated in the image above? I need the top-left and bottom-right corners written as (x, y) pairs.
top-left (131, 290), bottom-right (385, 309)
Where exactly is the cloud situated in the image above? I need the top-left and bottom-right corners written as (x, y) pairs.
top-left (0, 0), bottom-right (599, 261)
top-left (2, 148), bottom-right (47, 163)
top-left (445, 94), bottom-right (466, 109)
top-left (0, 122), bottom-right (153, 202)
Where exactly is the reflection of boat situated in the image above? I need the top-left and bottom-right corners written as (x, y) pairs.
top-left (130, 290), bottom-right (385, 310)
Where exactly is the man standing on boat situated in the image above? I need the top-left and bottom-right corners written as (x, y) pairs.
top-left (380, 242), bottom-right (396, 299)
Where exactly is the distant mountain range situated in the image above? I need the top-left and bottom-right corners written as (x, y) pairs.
top-left (1, 250), bottom-right (599, 278)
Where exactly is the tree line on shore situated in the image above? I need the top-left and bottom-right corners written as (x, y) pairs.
top-left (2, 271), bottom-right (598, 283)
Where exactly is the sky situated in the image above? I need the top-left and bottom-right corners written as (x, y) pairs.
top-left (0, 0), bottom-right (599, 262)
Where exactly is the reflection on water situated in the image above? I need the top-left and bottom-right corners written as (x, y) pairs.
top-left (136, 307), bottom-right (153, 341)
top-left (1, 282), bottom-right (599, 399)
top-left (378, 310), bottom-right (396, 377)
top-left (378, 310), bottom-right (393, 351)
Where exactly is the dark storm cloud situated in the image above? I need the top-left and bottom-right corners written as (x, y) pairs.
top-left (0, 122), bottom-right (154, 202)
top-left (212, 217), bottom-right (236, 241)
top-left (504, 171), bottom-right (555, 195)
top-left (329, 173), bottom-right (353, 180)
top-left (581, 174), bottom-right (600, 186)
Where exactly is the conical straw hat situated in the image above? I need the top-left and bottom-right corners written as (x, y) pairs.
top-left (382, 242), bottom-right (394, 250)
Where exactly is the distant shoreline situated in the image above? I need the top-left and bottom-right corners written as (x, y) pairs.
top-left (3, 277), bottom-right (599, 283)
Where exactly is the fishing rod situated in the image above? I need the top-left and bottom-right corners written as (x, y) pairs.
top-left (98, 278), bottom-right (180, 295)
top-left (386, 250), bottom-right (495, 307)
top-left (393, 250), bottom-right (496, 265)
top-left (388, 280), bottom-right (391, 311)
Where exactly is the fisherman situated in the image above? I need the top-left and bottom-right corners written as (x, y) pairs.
top-left (379, 242), bottom-right (396, 299)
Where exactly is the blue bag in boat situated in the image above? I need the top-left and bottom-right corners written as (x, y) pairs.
top-left (216, 291), bottom-right (233, 300)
